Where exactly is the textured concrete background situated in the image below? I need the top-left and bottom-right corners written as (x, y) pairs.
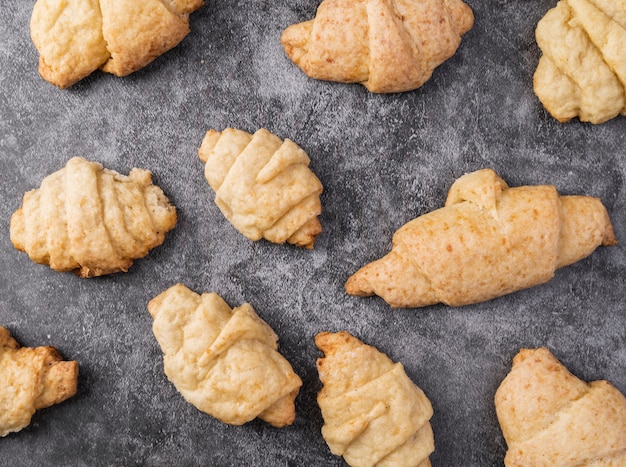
top-left (1, 1), bottom-right (625, 466)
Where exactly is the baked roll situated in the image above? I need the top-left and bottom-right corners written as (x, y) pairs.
top-left (346, 168), bottom-right (616, 308)
top-left (30, 0), bottom-right (203, 88)
top-left (281, 0), bottom-right (474, 93)
top-left (316, 331), bottom-right (434, 466)
top-left (534, 0), bottom-right (626, 123)
top-left (495, 347), bottom-right (626, 466)
top-left (0, 326), bottom-right (78, 437)
top-left (148, 284), bottom-right (302, 427)
top-left (198, 128), bottom-right (323, 249)
top-left (10, 157), bottom-right (177, 277)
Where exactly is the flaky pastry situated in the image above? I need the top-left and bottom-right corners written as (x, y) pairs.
top-left (316, 331), bottom-right (434, 467)
top-left (534, 0), bottom-right (626, 123)
top-left (198, 128), bottom-right (323, 249)
top-left (495, 347), bottom-right (626, 466)
top-left (30, 0), bottom-right (203, 88)
top-left (346, 168), bottom-right (617, 308)
top-left (0, 326), bottom-right (78, 437)
top-left (148, 284), bottom-right (302, 427)
top-left (281, 0), bottom-right (474, 93)
top-left (10, 157), bottom-right (177, 277)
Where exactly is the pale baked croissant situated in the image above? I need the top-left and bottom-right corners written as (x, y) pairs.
top-left (148, 284), bottom-right (303, 427)
top-left (10, 157), bottom-right (177, 277)
top-left (30, 0), bottom-right (203, 88)
top-left (316, 331), bottom-right (434, 467)
top-left (0, 326), bottom-right (78, 437)
top-left (534, 0), bottom-right (626, 123)
top-left (198, 128), bottom-right (323, 249)
top-left (281, 0), bottom-right (474, 93)
top-left (495, 347), bottom-right (626, 466)
top-left (346, 168), bottom-right (616, 308)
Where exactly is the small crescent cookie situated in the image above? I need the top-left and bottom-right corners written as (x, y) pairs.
top-left (198, 128), bottom-right (323, 249)
top-left (534, 0), bottom-right (626, 123)
top-left (10, 157), bottom-right (177, 277)
top-left (148, 284), bottom-right (302, 427)
top-left (0, 326), bottom-right (78, 437)
top-left (30, 0), bottom-right (203, 88)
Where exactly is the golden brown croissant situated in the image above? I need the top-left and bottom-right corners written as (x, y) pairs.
top-left (346, 168), bottom-right (616, 308)
top-left (281, 0), bottom-right (474, 93)
top-left (0, 326), bottom-right (78, 437)
top-left (495, 347), bottom-right (626, 466)
top-left (148, 284), bottom-right (303, 427)
top-left (198, 128), bottom-right (323, 249)
top-left (534, 0), bottom-right (626, 123)
top-left (30, 0), bottom-right (203, 88)
top-left (316, 331), bottom-right (434, 467)
top-left (10, 157), bottom-right (177, 277)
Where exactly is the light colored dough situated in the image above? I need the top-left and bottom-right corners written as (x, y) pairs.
top-left (534, 0), bottom-right (626, 123)
top-left (495, 347), bottom-right (626, 466)
top-left (198, 128), bottom-right (323, 249)
top-left (148, 284), bottom-right (302, 427)
top-left (0, 327), bottom-right (78, 437)
top-left (30, 0), bottom-right (203, 88)
top-left (345, 168), bottom-right (616, 308)
top-left (316, 331), bottom-right (434, 467)
top-left (10, 157), bottom-right (177, 277)
top-left (281, 0), bottom-right (474, 93)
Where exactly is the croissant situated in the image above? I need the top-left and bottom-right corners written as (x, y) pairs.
top-left (0, 326), bottom-right (78, 437)
top-left (30, 0), bottom-right (203, 88)
top-left (281, 0), bottom-right (474, 93)
top-left (198, 128), bottom-right (323, 249)
top-left (345, 168), bottom-right (617, 308)
top-left (495, 347), bottom-right (626, 466)
top-left (534, 0), bottom-right (626, 124)
top-left (10, 157), bottom-right (177, 277)
top-left (315, 331), bottom-right (434, 467)
top-left (148, 284), bottom-right (303, 427)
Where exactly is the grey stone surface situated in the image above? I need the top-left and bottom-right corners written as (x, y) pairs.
top-left (1, 1), bottom-right (625, 466)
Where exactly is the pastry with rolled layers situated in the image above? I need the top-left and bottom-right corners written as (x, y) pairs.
top-left (148, 284), bottom-right (302, 427)
top-left (30, 0), bottom-right (203, 88)
top-left (495, 347), bottom-right (626, 466)
top-left (316, 331), bottom-right (434, 467)
top-left (281, 0), bottom-right (474, 93)
top-left (0, 326), bottom-right (78, 437)
top-left (534, 0), bottom-right (626, 123)
top-left (345, 168), bottom-right (616, 308)
top-left (198, 128), bottom-right (323, 249)
top-left (10, 157), bottom-right (177, 277)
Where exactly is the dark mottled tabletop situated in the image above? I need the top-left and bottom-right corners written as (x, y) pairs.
top-left (1, 1), bottom-right (625, 466)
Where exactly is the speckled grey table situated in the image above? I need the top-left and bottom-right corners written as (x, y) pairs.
top-left (1, 1), bottom-right (625, 466)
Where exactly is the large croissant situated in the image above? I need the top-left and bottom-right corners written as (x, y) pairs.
top-left (346, 168), bottom-right (616, 308)
top-left (30, 0), bottom-right (203, 88)
top-left (10, 157), bottom-right (177, 277)
top-left (198, 128), bottom-right (323, 249)
top-left (0, 326), bottom-right (78, 437)
top-left (281, 0), bottom-right (474, 93)
top-left (495, 347), bottom-right (626, 466)
top-left (534, 0), bottom-right (626, 124)
top-left (148, 284), bottom-right (303, 427)
top-left (316, 331), bottom-right (434, 467)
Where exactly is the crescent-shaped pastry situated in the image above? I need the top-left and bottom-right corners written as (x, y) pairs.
top-left (281, 0), bottom-right (474, 93)
top-left (10, 157), bottom-right (177, 277)
top-left (198, 128), bottom-right (323, 249)
top-left (534, 0), bottom-right (626, 123)
top-left (148, 284), bottom-right (303, 427)
top-left (30, 0), bottom-right (203, 88)
top-left (0, 326), bottom-right (78, 437)
top-left (346, 168), bottom-right (616, 308)
top-left (316, 331), bottom-right (434, 466)
top-left (495, 347), bottom-right (626, 466)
